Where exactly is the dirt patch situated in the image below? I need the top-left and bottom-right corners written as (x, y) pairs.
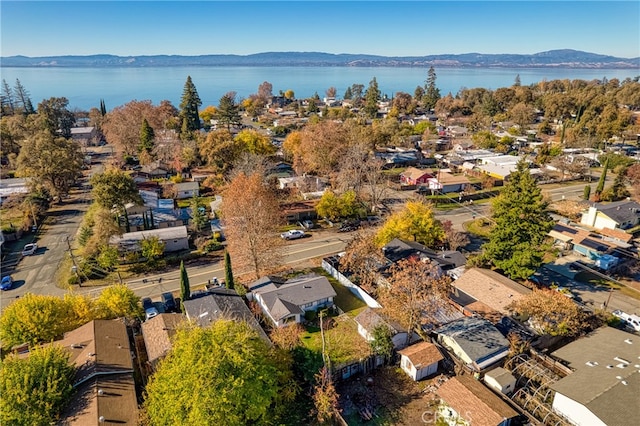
top-left (337, 366), bottom-right (439, 425)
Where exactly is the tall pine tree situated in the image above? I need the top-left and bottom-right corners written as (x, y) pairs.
top-left (423, 66), bottom-right (441, 110)
top-left (224, 250), bottom-right (235, 290)
top-left (179, 261), bottom-right (191, 308)
top-left (139, 118), bottom-right (155, 153)
top-left (481, 160), bottom-right (554, 280)
top-left (179, 76), bottom-right (202, 135)
top-left (363, 77), bottom-right (380, 118)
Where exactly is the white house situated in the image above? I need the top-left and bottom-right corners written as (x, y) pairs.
top-left (483, 367), bottom-right (517, 396)
top-left (580, 200), bottom-right (640, 231)
top-left (249, 275), bottom-right (337, 327)
top-left (174, 181), bottom-right (200, 199)
top-left (354, 308), bottom-right (416, 350)
top-left (398, 341), bottom-right (443, 381)
top-left (549, 327), bottom-right (640, 426)
top-left (109, 226), bottom-right (189, 253)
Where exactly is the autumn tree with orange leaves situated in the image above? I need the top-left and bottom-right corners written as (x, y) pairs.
top-left (509, 288), bottom-right (587, 337)
top-left (378, 258), bottom-right (452, 345)
top-left (221, 172), bottom-right (283, 280)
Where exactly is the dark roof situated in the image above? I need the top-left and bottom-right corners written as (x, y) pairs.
top-left (183, 288), bottom-right (270, 343)
top-left (550, 327), bottom-right (640, 426)
top-left (252, 274), bottom-right (337, 321)
top-left (595, 200), bottom-right (640, 225)
top-left (436, 317), bottom-right (509, 365)
top-left (382, 238), bottom-right (466, 269)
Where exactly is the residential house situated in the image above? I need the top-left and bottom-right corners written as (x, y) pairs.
top-left (399, 167), bottom-right (434, 186)
top-left (375, 147), bottom-right (421, 168)
top-left (121, 208), bottom-right (186, 233)
top-left (548, 223), bottom-right (620, 263)
top-left (452, 141), bottom-right (475, 152)
top-left (249, 274), bottom-right (337, 327)
top-left (436, 375), bottom-right (519, 426)
top-left (580, 200), bottom-right (640, 231)
top-left (427, 172), bottom-right (471, 193)
top-left (281, 200), bottom-right (318, 223)
top-left (174, 181), bottom-right (199, 199)
top-left (354, 307), bottom-right (416, 350)
top-left (435, 316), bottom-right (510, 371)
top-left (549, 327), bottom-right (640, 426)
top-left (109, 225), bottom-right (189, 253)
top-left (141, 313), bottom-right (184, 369)
top-left (446, 126), bottom-right (469, 138)
top-left (48, 319), bottom-right (138, 425)
top-left (483, 366), bottom-right (517, 396)
top-left (70, 126), bottom-right (99, 146)
top-left (398, 341), bottom-right (443, 381)
top-left (182, 288), bottom-right (270, 343)
top-left (449, 268), bottom-right (531, 317)
top-left (0, 177), bottom-right (29, 202)
top-left (139, 162), bottom-right (169, 179)
top-left (382, 238), bottom-right (467, 272)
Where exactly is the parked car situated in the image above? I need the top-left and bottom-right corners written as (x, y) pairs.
top-left (281, 229), bottom-right (305, 240)
top-left (0, 276), bottom-right (13, 291)
top-left (161, 292), bottom-right (177, 313)
top-left (142, 297), bottom-right (159, 320)
top-left (21, 243), bottom-right (38, 256)
top-left (338, 220), bottom-right (360, 233)
top-left (612, 310), bottom-right (640, 332)
top-left (301, 220), bottom-right (315, 229)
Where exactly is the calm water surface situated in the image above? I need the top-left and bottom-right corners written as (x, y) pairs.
top-left (1, 66), bottom-right (637, 111)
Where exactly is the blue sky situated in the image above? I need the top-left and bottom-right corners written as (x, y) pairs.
top-left (1, 1), bottom-right (639, 58)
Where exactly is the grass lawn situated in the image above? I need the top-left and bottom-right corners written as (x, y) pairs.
top-left (299, 268), bottom-right (370, 365)
top-left (463, 218), bottom-right (494, 238)
top-left (300, 314), bottom-right (371, 366)
top-left (311, 267), bottom-right (366, 315)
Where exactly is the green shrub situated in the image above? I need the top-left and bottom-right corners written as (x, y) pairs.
top-left (304, 310), bottom-right (317, 321)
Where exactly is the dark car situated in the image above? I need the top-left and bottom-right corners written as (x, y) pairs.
top-left (338, 219), bottom-right (360, 233)
top-left (161, 292), bottom-right (177, 313)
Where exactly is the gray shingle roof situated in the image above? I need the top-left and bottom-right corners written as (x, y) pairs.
top-left (436, 316), bottom-right (509, 365)
top-left (596, 200), bottom-right (640, 226)
top-left (253, 275), bottom-right (337, 321)
top-left (183, 289), bottom-right (270, 343)
top-left (550, 327), bottom-right (640, 426)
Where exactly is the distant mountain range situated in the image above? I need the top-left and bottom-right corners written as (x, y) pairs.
top-left (2, 50), bottom-right (639, 68)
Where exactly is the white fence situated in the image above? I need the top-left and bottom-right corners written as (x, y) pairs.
top-left (322, 256), bottom-right (381, 309)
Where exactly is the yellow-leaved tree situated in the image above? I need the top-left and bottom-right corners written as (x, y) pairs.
top-left (375, 200), bottom-right (444, 248)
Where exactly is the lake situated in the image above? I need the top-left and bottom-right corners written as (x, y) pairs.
top-left (1, 66), bottom-right (638, 111)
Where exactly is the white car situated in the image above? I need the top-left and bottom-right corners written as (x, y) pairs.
top-left (613, 310), bottom-right (640, 332)
top-left (281, 229), bottom-right (305, 240)
top-left (22, 243), bottom-right (38, 256)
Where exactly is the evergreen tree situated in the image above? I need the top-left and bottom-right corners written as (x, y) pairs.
top-left (595, 158), bottom-right (609, 196)
top-left (602, 167), bottom-right (630, 201)
top-left (216, 92), bottom-right (241, 130)
top-left (343, 86), bottom-right (352, 100)
top-left (179, 261), bottom-right (190, 307)
top-left (583, 185), bottom-right (591, 200)
top-left (139, 118), bottom-right (155, 153)
top-left (14, 79), bottom-right (35, 114)
top-left (481, 160), bottom-right (554, 280)
top-left (224, 250), bottom-right (235, 290)
top-left (307, 98), bottom-right (319, 113)
top-left (100, 98), bottom-right (107, 116)
top-left (1, 79), bottom-right (14, 115)
top-left (179, 75), bottom-right (202, 134)
top-left (423, 66), bottom-right (441, 110)
top-left (514, 74), bottom-right (522, 87)
top-left (363, 77), bottom-right (380, 118)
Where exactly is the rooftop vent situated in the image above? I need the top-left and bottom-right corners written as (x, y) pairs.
top-left (614, 356), bottom-right (630, 364)
top-left (70, 343), bottom-right (83, 349)
top-left (98, 389), bottom-right (104, 396)
top-left (607, 365), bottom-right (614, 369)
top-left (586, 361), bottom-right (598, 367)
top-left (621, 381), bottom-right (628, 386)
top-left (616, 363), bottom-right (628, 369)
top-left (624, 339), bottom-right (633, 344)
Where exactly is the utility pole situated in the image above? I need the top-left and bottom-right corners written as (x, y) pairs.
top-left (66, 235), bottom-right (83, 287)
